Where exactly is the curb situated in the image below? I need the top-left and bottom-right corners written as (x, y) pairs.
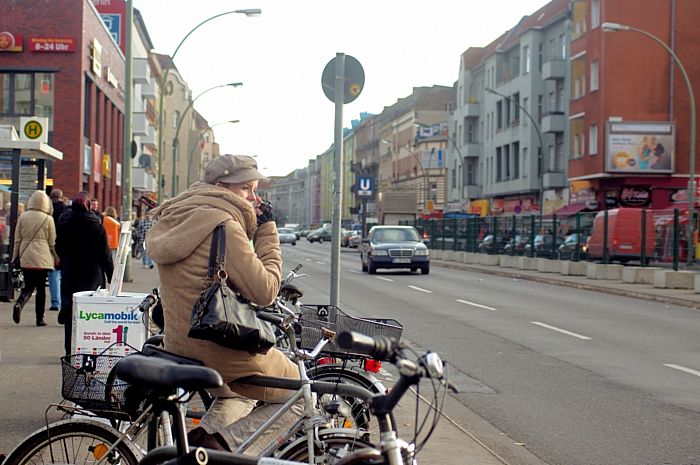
top-left (432, 259), bottom-right (700, 310)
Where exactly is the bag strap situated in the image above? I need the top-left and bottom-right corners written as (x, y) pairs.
top-left (207, 223), bottom-right (227, 279)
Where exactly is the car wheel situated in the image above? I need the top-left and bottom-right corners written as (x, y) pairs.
top-left (421, 264), bottom-right (430, 275)
top-left (368, 259), bottom-right (377, 274)
top-left (292, 242), bottom-right (296, 246)
top-left (410, 267), bottom-right (417, 273)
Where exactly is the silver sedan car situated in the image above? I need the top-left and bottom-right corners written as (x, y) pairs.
top-left (277, 227), bottom-right (297, 246)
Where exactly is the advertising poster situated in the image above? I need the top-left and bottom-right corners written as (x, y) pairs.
top-left (606, 122), bottom-right (674, 173)
top-left (72, 291), bottom-right (148, 356)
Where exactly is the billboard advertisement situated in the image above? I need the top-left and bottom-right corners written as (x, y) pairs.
top-left (606, 122), bottom-right (674, 173)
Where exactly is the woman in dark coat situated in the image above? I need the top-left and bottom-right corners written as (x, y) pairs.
top-left (55, 193), bottom-right (114, 355)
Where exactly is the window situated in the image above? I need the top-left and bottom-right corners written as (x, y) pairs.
top-left (504, 144), bottom-right (510, 180)
top-left (496, 101), bottom-right (503, 129)
top-left (513, 142), bottom-right (520, 179)
top-left (572, 57), bottom-right (586, 99)
top-left (504, 99), bottom-right (511, 126)
top-left (589, 124), bottom-right (598, 155)
top-left (496, 147), bottom-right (502, 182)
top-left (537, 95), bottom-right (543, 122)
top-left (451, 160), bottom-right (456, 189)
top-left (523, 45), bottom-right (531, 73)
top-left (571, 117), bottom-right (585, 159)
top-left (513, 92), bottom-right (520, 122)
top-left (591, 0), bottom-right (600, 29)
top-left (590, 60), bottom-right (599, 91)
top-left (522, 97), bottom-right (529, 126)
top-left (523, 147), bottom-right (528, 178)
top-left (0, 72), bottom-right (53, 117)
top-left (173, 110), bottom-right (180, 129)
top-left (538, 43), bottom-right (543, 72)
top-left (467, 159), bottom-right (475, 185)
top-left (560, 34), bottom-right (566, 60)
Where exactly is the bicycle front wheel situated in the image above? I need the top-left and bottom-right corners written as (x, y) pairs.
top-left (4, 419), bottom-right (140, 465)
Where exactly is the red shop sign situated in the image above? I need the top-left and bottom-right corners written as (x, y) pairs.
top-left (620, 187), bottom-right (650, 206)
top-left (30, 37), bottom-right (76, 53)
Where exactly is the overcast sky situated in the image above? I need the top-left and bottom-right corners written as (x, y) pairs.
top-left (133, 0), bottom-right (550, 177)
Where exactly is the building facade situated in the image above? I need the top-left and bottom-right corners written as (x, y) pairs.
top-left (0, 0), bottom-right (126, 208)
top-left (567, 0), bottom-right (700, 212)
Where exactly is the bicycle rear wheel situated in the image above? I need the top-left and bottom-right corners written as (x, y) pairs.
top-left (277, 429), bottom-right (375, 463)
top-left (3, 419), bottom-right (140, 465)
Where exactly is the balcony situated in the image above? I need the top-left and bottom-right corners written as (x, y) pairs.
top-left (132, 166), bottom-right (156, 192)
top-left (542, 112), bottom-right (565, 133)
top-left (133, 112), bottom-right (148, 136)
top-left (133, 58), bottom-right (150, 85)
top-left (462, 143), bottom-right (481, 158)
top-left (140, 125), bottom-right (156, 146)
top-left (542, 60), bottom-right (566, 80)
top-left (140, 80), bottom-right (156, 99)
top-left (462, 184), bottom-right (481, 199)
top-left (543, 171), bottom-right (567, 189)
top-left (463, 102), bottom-right (480, 117)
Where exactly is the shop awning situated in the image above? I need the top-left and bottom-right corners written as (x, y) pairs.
top-left (554, 203), bottom-right (588, 217)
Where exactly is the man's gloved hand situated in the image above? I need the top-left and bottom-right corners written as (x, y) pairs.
top-left (256, 200), bottom-right (275, 226)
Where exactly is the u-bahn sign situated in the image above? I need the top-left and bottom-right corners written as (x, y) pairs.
top-left (357, 176), bottom-right (372, 197)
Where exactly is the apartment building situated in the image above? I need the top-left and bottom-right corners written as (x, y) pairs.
top-left (448, 0), bottom-right (570, 216)
top-left (567, 0), bottom-right (700, 211)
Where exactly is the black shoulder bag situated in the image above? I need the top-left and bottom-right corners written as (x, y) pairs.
top-left (188, 223), bottom-right (276, 354)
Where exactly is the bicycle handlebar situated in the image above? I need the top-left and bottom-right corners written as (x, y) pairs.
top-left (337, 331), bottom-right (400, 362)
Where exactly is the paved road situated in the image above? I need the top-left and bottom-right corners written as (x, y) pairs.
top-left (288, 241), bottom-right (700, 465)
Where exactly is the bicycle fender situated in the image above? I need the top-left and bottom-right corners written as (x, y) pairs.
top-left (307, 363), bottom-right (387, 394)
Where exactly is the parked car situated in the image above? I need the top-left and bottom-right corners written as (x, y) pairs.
top-left (360, 225), bottom-right (430, 275)
top-left (277, 227), bottom-right (297, 246)
top-left (558, 233), bottom-right (588, 260)
top-left (477, 235), bottom-right (510, 254)
top-left (524, 234), bottom-right (565, 258)
top-left (306, 226), bottom-right (332, 243)
top-left (502, 235), bottom-right (529, 255)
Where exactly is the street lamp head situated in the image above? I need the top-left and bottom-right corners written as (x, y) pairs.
top-left (484, 87), bottom-right (503, 98)
top-left (227, 82), bottom-right (243, 88)
top-left (601, 22), bottom-right (629, 32)
top-left (235, 8), bottom-right (262, 16)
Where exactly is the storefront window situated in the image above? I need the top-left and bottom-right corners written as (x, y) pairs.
top-left (34, 73), bottom-right (54, 130)
top-left (13, 74), bottom-right (32, 115)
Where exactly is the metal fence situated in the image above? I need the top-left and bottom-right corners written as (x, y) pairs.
top-left (400, 209), bottom-right (693, 270)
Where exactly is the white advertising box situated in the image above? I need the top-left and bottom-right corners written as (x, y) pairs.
top-left (71, 291), bottom-right (148, 356)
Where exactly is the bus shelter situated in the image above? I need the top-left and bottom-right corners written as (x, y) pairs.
top-left (0, 127), bottom-right (62, 301)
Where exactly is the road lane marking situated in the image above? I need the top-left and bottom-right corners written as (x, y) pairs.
top-left (663, 364), bottom-right (700, 377)
top-left (375, 276), bottom-right (394, 282)
top-left (348, 269), bottom-right (362, 274)
top-left (408, 285), bottom-right (432, 294)
top-left (530, 321), bottom-right (591, 340)
top-left (305, 258), bottom-right (312, 261)
top-left (456, 299), bottom-right (496, 311)
top-left (316, 261), bottom-right (326, 265)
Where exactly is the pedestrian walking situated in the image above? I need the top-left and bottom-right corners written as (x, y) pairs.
top-left (90, 198), bottom-right (103, 223)
top-left (103, 206), bottom-right (121, 262)
top-left (56, 193), bottom-right (113, 355)
top-left (48, 189), bottom-right (67, 312)
top-left (11, 191), bottom-right (59, 327)
top-left (136, 211), bottom-right (155, 269)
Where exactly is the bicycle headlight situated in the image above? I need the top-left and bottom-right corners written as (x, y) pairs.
top-left (425, 352), bottom-right (444, 378)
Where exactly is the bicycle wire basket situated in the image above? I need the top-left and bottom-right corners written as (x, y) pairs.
top-left (298, 304), bottom-right (403, 356)
top-left (60, 351), bottom-right (132, 419)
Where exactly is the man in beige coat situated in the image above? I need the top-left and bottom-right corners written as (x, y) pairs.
top-left (11, 190), bottom-right (58, 326)
top-left (147, 155), bottom-right (299, 451)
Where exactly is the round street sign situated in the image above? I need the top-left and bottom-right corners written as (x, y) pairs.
top-left (23, 120), bottom-right (43, 140)
top-left (321, 55), bottom-right (365, 104)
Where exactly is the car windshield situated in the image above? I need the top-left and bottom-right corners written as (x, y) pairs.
top-left (373, 228), bottom-right (421, 242)
top-left (278, 228), bottom-right (294, 234)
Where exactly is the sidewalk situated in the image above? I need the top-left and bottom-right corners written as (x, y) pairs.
top-left (0, 263), bottom-right (523, 465)
top-left (430, 257), bottom-right (700, 310)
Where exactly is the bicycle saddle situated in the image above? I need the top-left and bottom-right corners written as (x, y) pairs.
top-left (115, 354), bottom-right (223, 392)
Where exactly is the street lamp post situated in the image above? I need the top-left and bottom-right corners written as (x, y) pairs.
top-left (485, 87), bottom-right (546, 229)
top-left (171, 82), bottom-right (242, 197)
top-left (187, 119), bottom-right (240, 186)
top-left (602, 21), bottom-right (696, 265)
top-left (156, 8), bottom-right (261, 203)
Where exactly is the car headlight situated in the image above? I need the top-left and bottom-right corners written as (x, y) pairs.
top-left (372, 249), bottom-right (389, 256)
top-left (415, 249), bottom-right (429, 256)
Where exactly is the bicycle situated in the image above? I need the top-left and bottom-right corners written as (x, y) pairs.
top-left (132, 235), bottom-right (143, 260)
